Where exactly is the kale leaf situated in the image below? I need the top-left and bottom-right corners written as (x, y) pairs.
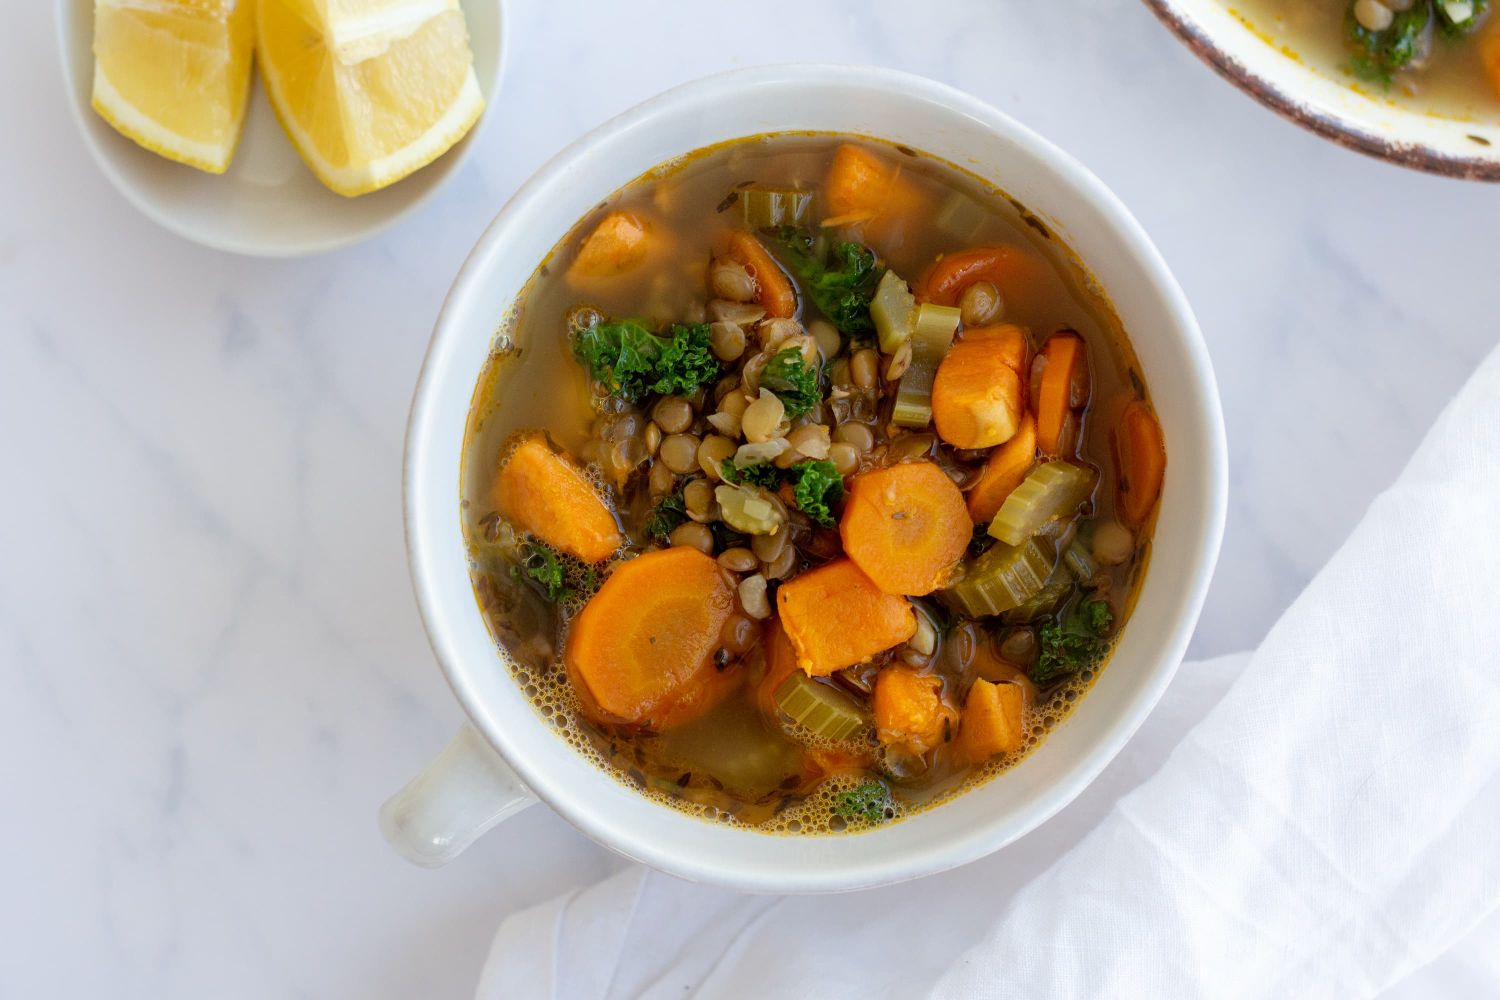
top-left (833, 781), bottom-right (893, 823)
top-left (1346, 0), bottom-right (1431, 85)
top-left (1031, 597), bottom-right (1115, 685)
top-left (513, 540), bottom-right (572, 603)
top-left (720, 459), bottom-right (783, 490)
top-left (772, 229), bottom-right (882, 335)
top-left (645, 494), bottom-right (688, 541)
top-left (790, 460), bottom-right (843, 528)
top-left (570, 317), bottom-right (720, 401)
top-left (760, 348), bottom-right (822, 417)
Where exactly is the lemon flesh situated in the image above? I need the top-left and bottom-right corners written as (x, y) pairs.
top-left (92, 0), bottom-right (256, 174)
top-left (257, 0), bottom-right (485, 197)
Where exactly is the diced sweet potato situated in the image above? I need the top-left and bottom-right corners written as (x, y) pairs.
top-left (823, 143), bottom-right (927, 235)
top-left (959, 679), bottom-right (1028, 761)
top-left (569, 211), bottom-right (650, 279)
top-left (932, 327), bottom-right (1027, 450)
top-left (492, 434), bottom-right (622, 562)
top-left (873, 667), bottom-right (959, 754)
top-left (776, 558), bottom-right (916, 676)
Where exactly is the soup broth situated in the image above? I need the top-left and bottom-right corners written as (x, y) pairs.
top-left (1227, 0), bottom-right (1500, 116)
top-left (462, 134), bottom-right (1165, 834)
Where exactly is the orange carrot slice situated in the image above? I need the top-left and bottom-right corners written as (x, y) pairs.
top-left (564, 547), bottom-right (737, 728)
top-left (839, 461), bottom-right (972, 596)
top-left (492, 435), bottom-right (621, 563)
top-left (776, 558), bottom-right (916, 676)
top-left (1033, 332), bottom-right (1089, 457)
top-left (1113, 400), bottom-right (1165, 529)
top-left (966, 412), bottom-right (1038, 524)
top-left (726, 231), bottom-right (797, 318)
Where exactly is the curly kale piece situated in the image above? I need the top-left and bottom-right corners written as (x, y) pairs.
top-left (570, 317), bottom-right (720, 401)
top-left (1346, 0), bottom-right (1431, 85)
top-left (645, 494), bottom-right (687, 542)
top-left (720, 459), bottom-right (783, 490)
top-left (1031, 597), bottom-right (1115, 685)
top-left (512, 540), bottom-right (572, 603)
top-left (760, 348), bottom-right (822, 418)
top-left (833, 781), bottom-right (893, 823)
top-left (790, 460), bottom-right (843, 528)
top-left (771, 229), bottom-right (882, 335)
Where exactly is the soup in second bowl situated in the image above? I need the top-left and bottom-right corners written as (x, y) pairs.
top-left (462, 134), bottom-right (1165, 834)
top-left (1228, 0), bottom-right (1500, 114)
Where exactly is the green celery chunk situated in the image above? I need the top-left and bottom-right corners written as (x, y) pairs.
top-left (942, 536), bottom-right (1056, 618)
top-left (934, 190), bottom-right (987, 243)
top-left (1063, 536), bottom-right (1098, 581)
top-left (989, 462), bottom-right (1098, 546)
top-left (871, 270), bottom-right (916, 355)
top-left (892, 303), bottom-right (960, 428)
top-left (775, 673), bottom-right (869, 741)
top-left (1002, 571), bottom-right (1073, 624)
top-left (741, 186), bottom-right (813, 229)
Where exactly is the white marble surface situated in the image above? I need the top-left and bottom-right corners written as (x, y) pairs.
top-left (4, 0), bottom-right (1498, 996)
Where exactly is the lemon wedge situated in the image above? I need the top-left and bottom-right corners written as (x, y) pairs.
top-left (92, 0), bottom-right (256, 174)
top-left (257, 0), bottom-right (485, 197)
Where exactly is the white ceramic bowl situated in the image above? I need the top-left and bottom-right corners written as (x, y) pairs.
top-left (384, 64), bottom-right (1228, 893)
top-left (55, 0), bottom-right (505, 256)
top-left (1145, 0), bottom-right (1500, 180)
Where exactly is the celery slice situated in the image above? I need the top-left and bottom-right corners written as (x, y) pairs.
top-left (988, 462), bottom-right (1098, 546)
top-left (871, 270), bottom-right (916, 355)
top-left (741, 186), bottom-right (813, 229)
top-left (891, 303), bottom-right (960, 428)
top-left (934, 190), bottom-right (987, 242)
top-left (1063, 536), bottom-right (1098, 581)
top-left (942, 536), bottom-right (1056, 618)
top-left (1001, 570), bottom-right (1072, 623)
top-left (775, 672), bottom-right (868, 740)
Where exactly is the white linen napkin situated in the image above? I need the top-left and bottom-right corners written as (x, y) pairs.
top-left (477, 343), bottom-right (1500, 1000)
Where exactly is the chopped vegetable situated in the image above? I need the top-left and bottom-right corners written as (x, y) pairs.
top-left (1113, 400), bottom-right (1166, 529)
top-left (771, 229), bottom-right (882, 334)
top-left (645, 493), bottom-right (687, 541)
top-left (1484, 32), bottom-right (1500, 98)
top-left (870, 269), bottom-right (917, 354)
top-left (1346, 0), bottom-right (1430, 84)
top-left (873, 666), bottom-right (959, 754)
top-left (760, 347), bottom-right (822, 417)
top-left (1032, 597), bottom-right (1114, 685)
top-left (569, 211), bottom-right (651, 279)
top-left (720, 458), bottom-right (782, 490)
top-left (777, 558), bottom-right (917, 675)
top-left (564, 548), bottom-right (738, 727)
top-left (741, 185), bottom-right (813, 229)
top-left (726, 231), bottom-right (798, 318)
top-left (833, 780), bottom-right (893, 823)
top-left (570, 316), bottom-right (721, 402)
top-left (715, 483), bottom-right (785, 535)
top-left (891, 303), bottom-right (960, 428)
top-left (775, 672), bottom-right (869, 740)
top-left (1436, 0), bottom-right (1487, 37)
top-left (790, 459), bottom-right (843, 527)
top-left (942, 536), bottom-right (1056, 618)
top-left (1062, 533), bottom-right (1099, 581)
top-left (933, 190), bottom-right (987, 243)
top-left (967, 412), bottom-right (1037, 524)
top-left (988, 461), bottom-right (1098, 546)
top-left (493, 435), bottom-right (622, 563)
top-left (1001, 571), bottom-right (1072, 623)
top-left (1033, 332), bottom-right (1089, 457)
top-left (931, 325), bottom-right (1027, 449)
top-left (918, 246), bottom-right (1047, 319)
top-left (823, 143), bottom-right (927, 231)
top-left (513, 539), bottom-right (572, 602)
top-left (840, 461), bottom-right (972, 596)
top-left (959, 679), bottom-right (1027, 762)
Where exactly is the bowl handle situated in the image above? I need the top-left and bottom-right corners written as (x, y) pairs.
top-left (379, 722), bottom-right (537, 867)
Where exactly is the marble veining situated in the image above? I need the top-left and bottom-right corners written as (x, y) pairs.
top-left (4, 0), bottom-right (1499, 996)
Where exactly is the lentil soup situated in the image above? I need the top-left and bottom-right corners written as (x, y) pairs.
top-left (461, 134), bottom-right (1165, 834)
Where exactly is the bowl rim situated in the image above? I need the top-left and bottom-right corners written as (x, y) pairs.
top-left (1141, 0), bottom-right (1500, 182)
top-left (53, 0), bottom-right (508, 257)
top-left (406, 63), bottom-right (1229, 892)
